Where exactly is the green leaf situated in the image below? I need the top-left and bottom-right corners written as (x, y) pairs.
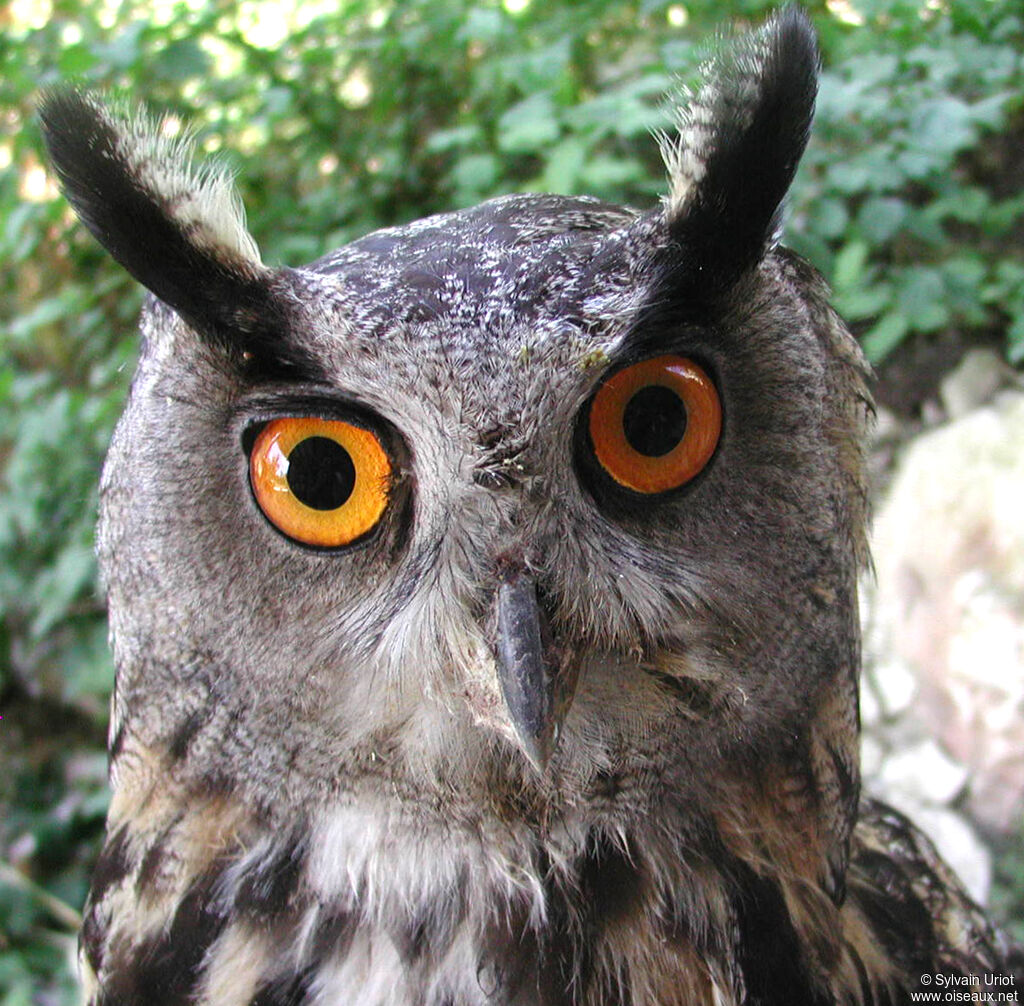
top-left (825, 161), bottom-right (873, 196)
top-left (580, 156), bottom-right (644, 192)
top-left (860, 312), bottom-right (909, 362)
top-left (833, 283), bottom-right (891, 322)
top-left (57, 43), bottom-right (97, 76)
top-left (157, 38), bottom-right (212, 81)
top-left (2, 203), bottom-right (44, 264)
top-left (458, 8), bottom-right (504, 43)
top-left (425, 126), bottom-right (482, 154)
top-left (7, 297), bottom-right (71, 344)
top-left (540, 137), bottom-right (587, 194)
top-left (812, 198), bottom-right (849, 240)
top-left (895, 267), bottom-right (949, 332)
top-left (97, 20), bottom-right (147, 68)
top-left (1007, 313), bottom-right (1024, 364)
top-left (30, 543), bottom-right (98, 639)
top-left (832, 241), bottom-right (870, 292)
top-left (451, 154), bottom-right (500, 198)
top-left (497, 94), bottom-right (561, 153)
top-left (909, 96), bottom-right (976, 158)
top-left (857, 197), bottom-right (906, 243)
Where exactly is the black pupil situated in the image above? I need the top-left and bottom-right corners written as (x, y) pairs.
top-left (286, 436), bottom-right (356, 510)
top-left (622, 385), bottom-right (687, 457)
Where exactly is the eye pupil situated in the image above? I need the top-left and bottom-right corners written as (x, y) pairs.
top-left (622, 385), bottom-right (687, 458)
top-left (286, 436), bottom-right (356, 511)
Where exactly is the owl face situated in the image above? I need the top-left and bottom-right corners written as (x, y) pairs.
top-left (89, 209), bottom-right (862, 828)
top-left (42, 9), bottom-right (867, 823)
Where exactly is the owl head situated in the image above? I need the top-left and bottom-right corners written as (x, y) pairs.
top-left (41, 7), bottom-right (869, 910)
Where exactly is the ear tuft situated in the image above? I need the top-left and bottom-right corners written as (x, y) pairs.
top-left (660, 6), bottom-right (819, 292)
top-left (38, 89), bottom-right (280, 349)
top-left (39, 90), bottom-right (262, 270)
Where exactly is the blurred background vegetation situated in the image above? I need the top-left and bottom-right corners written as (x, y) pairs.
top-left (1, 0), bottom-right (1022, 1000)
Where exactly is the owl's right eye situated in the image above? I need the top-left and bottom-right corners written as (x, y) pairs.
top-left (249, 416), bottom-right (391, 548)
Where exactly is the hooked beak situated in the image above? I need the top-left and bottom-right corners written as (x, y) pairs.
top-left (493, 567), bottom-right (577, 772)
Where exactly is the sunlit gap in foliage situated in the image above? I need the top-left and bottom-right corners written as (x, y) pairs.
top-left (503, 0), bottom-right (532, 14)
top-left (826, 0), bottom-right (865, 26)
top-left (97, 0), bottom-right (212, 29)
top-left (237, 0), bottom-right (376, 48)
top-left (340, 66), bottom-right (373, 108)
top-left (667, 5), bottom-right (688, 28)
top-left (20, 164), bottom-right (57, 203)
top-left (9, 0), bottom-right (52, 29)
top-left (234, 0), bottom-right (376, 122)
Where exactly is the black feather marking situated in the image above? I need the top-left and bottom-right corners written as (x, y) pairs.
top-left (578, 830), bottom-right (644, 928)
top-left (135, 832), bottom-right (172, 894)
top-left (310, 907), bottom-right (359, 963)
top-left (81, 905), bottom-right (107, 976)
top-left (87, 824), bottom-right (132, 908)
top-left (666, 7), bottom-right (820, 299)
top-left (728, 860), bottom-right (831, 1006)
top-left (38, 90), bottom-right (320, 379)
top-left (81, 827), bottom-right (132, 979)
top-left (166, 708), bottom-right (205, 762)
top-left (233, 830), bottom-right (309, 919)
top-left (827, 740), bottom-right (857, 809)
top-left (476, 888), bottom-right (579, 1006)
top-left (643, 667), bottom-right (717, 716)
top-left (250, 967), bottom-right (315, 1006)
top-left (388, 875), bottom-right (464, 965)
top-left (476, 900), bottom-right (541, 1002)
top-left (101, 860), bottom-right (229, 1006)
top-left (109, 721), bottom-right (126, 762)
top-left (536, 844), bottom-right (597, 1006)
top-left (850, 849), bottom-right (937, 976)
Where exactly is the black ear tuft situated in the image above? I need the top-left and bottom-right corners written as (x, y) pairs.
top-left (38, 89), bottom-right (298, 367)
top-left (660, 6), bottom-right (819, 297)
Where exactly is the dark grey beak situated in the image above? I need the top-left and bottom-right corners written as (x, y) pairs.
top-left (494, 568), bottom-right (576, 771)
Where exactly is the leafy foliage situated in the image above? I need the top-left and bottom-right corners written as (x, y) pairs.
top-left (1, 0), bottom-right (1021, 999)
top-left (791, 0), bottom-right (1024, 362)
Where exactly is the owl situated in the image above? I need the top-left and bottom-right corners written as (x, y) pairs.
top-left (40, 8), bottom-right (1018, 1006)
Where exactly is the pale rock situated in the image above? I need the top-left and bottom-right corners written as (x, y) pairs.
top-left (912, 806), bottom-right (991, 905)
top-left (877, 738), bottom-right (968, 806)
top-left (859, 675), bottom-right (881, 729)
top-left (867, 390), bottom-right (1024, 835)
top-left (871, 403), bottom-right (901, 441)
top-left (939, 348), bottom-right (1010, 419)
top-left (871, 658), bottom-right (918, 719)
top-left (860, 734), bottom-right (884, 778)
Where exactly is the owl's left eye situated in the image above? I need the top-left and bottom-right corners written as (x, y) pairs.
top-left (587, 355), bottom-right (721, 495)
top-left (249, 416), bottom-right (391, 548)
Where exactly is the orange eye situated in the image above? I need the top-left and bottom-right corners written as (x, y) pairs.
top-left (588, 355), bottom-right (721, 494)
top-left (249, 417), bottom-right (391, 548)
